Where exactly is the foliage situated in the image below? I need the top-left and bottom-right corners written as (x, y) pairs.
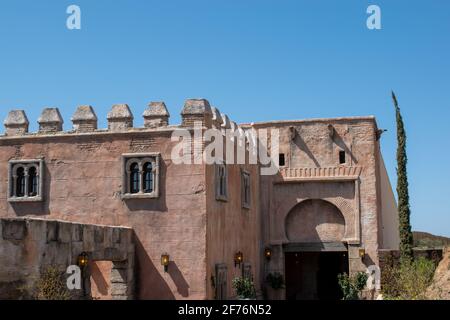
top-left (34, 266), bottom-right (72, 300)
top-left (266, 272), bottom-right (285, 290)
top-left (232, 276), bottom-right (256, 299)
top-left (392, 91), bottom-right (414, 263)
top-left (413, 231), bottom-right (450, 249)
top-left (337, 272), bottom-right (368, 300)
top-left (381, 256), bottom-right (436, 300)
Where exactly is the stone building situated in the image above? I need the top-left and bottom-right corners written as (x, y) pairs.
top-left (0, 98), bottom-right (398, 300)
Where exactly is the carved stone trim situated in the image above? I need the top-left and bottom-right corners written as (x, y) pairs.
top-left (278, 166), bottom-right (362, 182)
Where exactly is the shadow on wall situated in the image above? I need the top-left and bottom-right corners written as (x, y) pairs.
top-left (133, 235), bottom-right (175, 299)
top-left (10, 163), bottom-right (51, 216)
top-left (167, 261), bottom-right (190, 298)
top-left (332, 131), bottom-right (358, 165)
top-left (293, 134), bottom-right (320, 167)
top-left (90, 261), bottom-right (110, 297)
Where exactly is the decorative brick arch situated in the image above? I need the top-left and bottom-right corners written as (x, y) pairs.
top-left (280, 197), bottom-right (359, 243)
top-left (284, 199), bottom-right (346, 242)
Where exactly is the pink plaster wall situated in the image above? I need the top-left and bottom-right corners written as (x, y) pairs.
top-left (205, 162), bottom-right (261, 299)
top-left (0, 129), bottom-right (208, 299)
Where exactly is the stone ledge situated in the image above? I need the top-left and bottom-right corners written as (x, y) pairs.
top-left (278, 166), bottom-right (363, 182)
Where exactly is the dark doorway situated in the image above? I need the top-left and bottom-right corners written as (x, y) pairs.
top-left (285, 251), bottom-right (348, 300)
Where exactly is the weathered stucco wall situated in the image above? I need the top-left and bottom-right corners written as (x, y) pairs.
top-left (0, 218), bottom-right (134, 299)
top-left (0, 129), bottom-right (208, 299)
top-left (205, 162), bottom-right (261, 299)
top-left (246, 117), bottom-right (387, 298)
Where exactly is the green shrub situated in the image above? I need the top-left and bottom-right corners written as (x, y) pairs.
top-left (232, 276), bottom-right (256, 299)
top-left (337, 272), bottom-right (368, 300)
top-left (381, 257), bottom-right (436, 300)
top-left (266, 272), bottom-right (285, 289)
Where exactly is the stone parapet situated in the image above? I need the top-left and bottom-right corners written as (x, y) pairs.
top-left (4, 110), bottom-right (29, 136)
top-left (107, 104), bottom-right (134, 132)
top-left (38, 108), bottom-right (64, 133)
top-left (71, 105), bottom-right (98, 132)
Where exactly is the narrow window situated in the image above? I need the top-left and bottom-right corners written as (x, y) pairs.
top-left (216, 164), bottom-right (228, 201)
top-left (16, 167), bottom-right (25, 197)
top-left (339, 150), bottom-right (346, 164)
top-left (28, 166), bottom-right (38, 196)
top-left (143, 162), bottom-right (153, 193)
top-left (242, 171), bottom-right (251, 208)
top-left (218, 167), bottom-right (223, 195)
top-left (220, 167), bottom-right (226, 196)
top-left (130, 163), bottom-right (140, 194)
top-left (279, 153), bottom-right (285, 166)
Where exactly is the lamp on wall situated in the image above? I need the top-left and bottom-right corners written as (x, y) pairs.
top-left (359, 248), bottom-right (366, 259)
top-left (161, 253), bottom-right (170, 272)
top-left (77, 252), bottom-right (89, 268)
top-left (264, 247), bottom-right (272, 261)
top-left (234, 251), bottom-right (243, 267)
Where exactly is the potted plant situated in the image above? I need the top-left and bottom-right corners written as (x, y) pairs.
top-left (266, 272), bottom-right (285, 290)
top-left (232, 276), bottom-right (256, 300)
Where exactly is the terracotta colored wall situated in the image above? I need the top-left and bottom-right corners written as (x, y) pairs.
top-left (90, 261), bottom-right (113, 300)
top-left (205, 161), bottom-right (261, 299)
top-left (250, 118), bottom-right (384, 294)
top-left (0, 130), bottom-right (207, 299)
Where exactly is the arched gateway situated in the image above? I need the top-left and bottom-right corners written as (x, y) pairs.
top-left (283, 199), bottom-right (349, 300)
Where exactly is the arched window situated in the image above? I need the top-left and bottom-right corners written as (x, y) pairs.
top-left (130, 163), bottom-right (140, 194)
top-left (143, 162), bottom-right (153, 193)
top-left (123, 154), bottom-right (160, 199)
top-left (8, 160), bottom-right (43, 202)
top-left (28, 166), bottom-right (39, 196)
top-left (16, 167), bottom-right (25, 197)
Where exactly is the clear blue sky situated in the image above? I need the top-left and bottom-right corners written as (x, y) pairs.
top-left (0, 1), bottom-right (449, 236)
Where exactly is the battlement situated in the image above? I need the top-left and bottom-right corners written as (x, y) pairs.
top-left (1, 98), bottom-right (241, 139)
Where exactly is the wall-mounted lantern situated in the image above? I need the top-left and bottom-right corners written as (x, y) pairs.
top-left (264, 247), bottom-right (272, 261)
top-left (77, 252), bottom-right (89, 268)
top-left (161, 253), bottom-right (170, 272)
top-left (234, 251), bottom-right (243, 267)
top-left (358, 248), bottom-right (366, 260)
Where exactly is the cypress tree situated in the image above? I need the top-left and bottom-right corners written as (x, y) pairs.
top-left (392, 91), bottom-right (414, 262)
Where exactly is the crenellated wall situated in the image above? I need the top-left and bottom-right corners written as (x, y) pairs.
top-left (0, 99), bottom-right (398, 300)
top-left (0, 99), bottom-right (257, 300)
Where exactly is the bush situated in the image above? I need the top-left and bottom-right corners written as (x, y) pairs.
top-left (34, 266), bottom-right (72, 300)
top-left (337, 272), bottom-right (368, 300)
top-left (266, 272), bottom-right (285, 289)
top-left (232, 276), bottom-right (256, 299)
top-left (381, 257), bottom-right (436, 300)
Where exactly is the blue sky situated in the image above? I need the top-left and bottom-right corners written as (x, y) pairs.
top-left (0, 1), bottom-right (449, 236)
